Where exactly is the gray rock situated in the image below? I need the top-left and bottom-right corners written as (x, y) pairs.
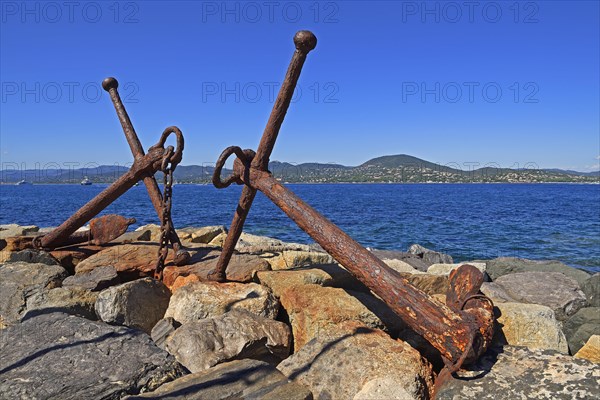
top-left (95, 277), bottom-right (171, 334)
top-left (0, 312), bottom-right (183, 399)
top-left (436, 346), bottom-right (600, 399)
top-left (62, 265), bottom-right (121, 291)
top-left (0, 261), bottom-right (67, 328)
top-left (164, 281), bottom-right (279, 325)
top-left (483, 257), bottom-right (591, 286)
top-left (22, 287), bottom-right (99, 321)
top-left (151, 317), bottom-right (180, 349)
top-left (277, 327), bottom-right (434, 400)
top-left (582, 273), bottom-right (600, 307)
top-left (562, 307), bottom-right (600, 354)
top-left (7, 248), bottom-right (59, 265)
top-left (493, 271), bottom-right (588, 320)
top-left (165, 310), bottom-right (291, 373)
top-left (408, 243), bottom-right (453, 265)
top-left (126, 359), bottom-right (312, 400)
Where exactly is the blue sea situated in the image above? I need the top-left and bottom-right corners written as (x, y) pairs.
top-left (1, 183), bottom-right (599, 273)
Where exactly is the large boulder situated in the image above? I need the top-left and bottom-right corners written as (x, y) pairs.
top-left (562, 307), bottom-right (600, 354)
top-left (483, 257), bottom-right (591, 286)
top-left (493, 271), bottom-right (588, 320)
top-left (0, 312), bottom-right (183, 399)
top-left (494, 302), bottom-right (568, 353)
top-left (126, 359), bottom-right (312, 400)
top-left (164, 281), bottom-right (279, 325)
top-left (62, 265), bottom-right (121, 291)
top-left (95, 278), bottom-right (171, 334)
top-left (23, 287), bottom-right (99, 321)
top-left (162, 250), bottom-right (270, 287)
top-left (278, 325), bottom-right (434, 400)
top-left (582, 273), bottom-right (600, 307)
top-left (436, 346), bottom-right (600, 399)
top-left (278, 284), bottom-right (400, 351)
top-left (0, 261), bottom-right (67, 328)
top-left (575, 334), bottom-right (600, 363)
top-left (164, 310), bottom-right (291, 372)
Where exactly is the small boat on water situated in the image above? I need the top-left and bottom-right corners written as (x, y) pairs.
top-left (81, 177), bottom-right (92, 185)
top-left (15, 180), bottom-right (31, 185)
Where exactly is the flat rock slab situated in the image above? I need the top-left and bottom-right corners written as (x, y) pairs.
top-left (7, 248), bottom-right (59, 265)
top-left (164, 310), bottom-right (291, 373)
top-left (75, 243), bottom-right (168, 277)
top-left (162, 250), bottom-right (270, 287)
top-left (164, 281), bottom-right (279, 325)
top-left (278, 325), bottom-right (434, 400)
top-left (0, 312), bottom-right (184, 399)
top-left (62, 265), bottom-right (121, 291)
top-left (493, 271), bottom-right (588, 320)
top-left (483, 257), bottom-right (591, 286)
top-left (256, 264), bottom-right (365, 297)
top-left (0, 261), bottom-right (67, 328)
top-left (436, 346), bottom-right (600, 400)
top-left (126, 359), bottom-right (312, 400)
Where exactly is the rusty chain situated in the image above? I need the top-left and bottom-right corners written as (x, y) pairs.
top-left (154, 146), bottom-right (176, 280)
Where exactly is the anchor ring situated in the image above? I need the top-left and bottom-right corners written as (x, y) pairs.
top-left (212, 146), bottom-right (251, 188)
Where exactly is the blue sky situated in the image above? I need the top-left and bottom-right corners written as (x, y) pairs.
top-left (1, 0), bottom-right (599, 172)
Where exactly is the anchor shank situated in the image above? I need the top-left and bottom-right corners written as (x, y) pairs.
top-left (248, 168), bottom-right (475, 362)
top-left (210, 31), bottom-right (317, 281)
top-left (102, 77), bottom-right (187, 260)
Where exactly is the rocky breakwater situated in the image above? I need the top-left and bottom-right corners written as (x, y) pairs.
top-left (0, 223), bottom-right (599, 399)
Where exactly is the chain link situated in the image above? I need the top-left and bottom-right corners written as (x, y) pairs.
top-left (154, 155), bottom-right (175, 280)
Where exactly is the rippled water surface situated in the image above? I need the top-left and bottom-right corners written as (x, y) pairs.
top-left (1, 183), bottom-right (599, 272)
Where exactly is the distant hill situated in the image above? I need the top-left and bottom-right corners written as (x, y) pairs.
top-left (1, 154), bottom-right (598, 184)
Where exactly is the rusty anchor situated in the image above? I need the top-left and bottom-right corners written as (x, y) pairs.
top-left (33, 77), bottom-right (190, 277)
top-left (210, 31), bottom-right (495, 394)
